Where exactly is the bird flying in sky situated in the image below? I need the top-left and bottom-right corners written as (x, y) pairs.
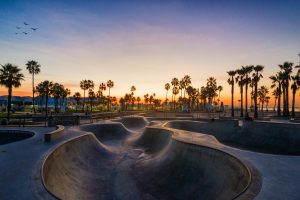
top-left (16, 26), bottom-right (21, 29)
top-left (22, 32), bottom-right (28, 35)
top-left (24, 22), bottom-right (29, 25)
top-left (31, 28), bottom-right (38, 31)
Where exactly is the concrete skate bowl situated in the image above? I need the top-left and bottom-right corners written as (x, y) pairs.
top-left (0, 130), bottom-right (34, 145)
top-left (42, 126), bottom-right (255, 200)
top-left (79, 122), bottom-right (132, 142)
top-left (112, 116), bottom-right (149, 130)
top-left (42, 134), bottom-right (115, 200)
top-left (165, 120), bottom-right (300, 155)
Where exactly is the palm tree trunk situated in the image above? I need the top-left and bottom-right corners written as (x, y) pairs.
top-left (286, 80), bottom-right (290, 116)
top-left (254, 79), bottom-right (258, 118)
top-left (245, 82), bottom-right (248, 118)
top-left (83, 90), bottom-right (85, 112)
top-left (32, 73), bottom-right (35, 113)
top-left (231, 78), bottom-right (234, 117)
top-left (277, 85), bottom-right (281, 116)
top-left (240, 85), bottom-right (243, 117)
top-left (273, 98), bottom-right (277, 112)
top-left (7, 87), bottom-right (12, 122)
top-left (292, 90), bottom-right (296, 117)
top-left (282, 84), bottom-right (286, 116)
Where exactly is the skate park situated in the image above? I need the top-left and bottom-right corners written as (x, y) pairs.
top-left (1, 114), bottom-right (300, 200)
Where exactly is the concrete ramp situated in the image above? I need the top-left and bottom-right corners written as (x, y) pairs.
top-left (113, 116), bottom-right (149, 130)
top-left (79, 122), bottom-right (132, 142)
top-left (165, 120), bottom-right (300, 155)
top-left (128, 127), bottom-right (172, 154)
top-left (42, 124), bottom-right (254, 200)
top-left (133, 127), bottom-right (251, 200)
top-left (42, 134), bottom-right (115, 200)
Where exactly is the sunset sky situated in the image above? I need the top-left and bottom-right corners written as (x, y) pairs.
top-left (0, 0), bottom-right (300, 106)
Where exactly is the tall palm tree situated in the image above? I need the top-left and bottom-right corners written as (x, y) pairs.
top-left (106, 80), bottom-right (114, 110)
top-left (279, 62), bottom-right (293, 116)
top-left (272, 87), bottom-right (280, 112)
top-left (217, 85), bottom-right (223, 108)
top-left (50, 83), bottom-right (65, 113)
top-left (26, 60), bottom-right (41, 113)
top-left (243, 65), bottom-right (253, 118)
top-left (137, 96), bottom-right (141, 110)
top-left (227, 70), bottom-right (236, 117)
top-left (0, 64), bottom-right (24, 121)
top-left (73, 92), bottom-right (81, 112)
top-left (36, 80), bottom-right (53, 117)
top-left (182, 75), bottom-right (191, 98)
top-left (270, 72), bottom-right (284, 116)
top-left (291, 75), bottom-right (300, 117)
top-left (164, 83), bottom-right (170, 104)
top-left (258, 86), bottom-right (269, 112)
top-left (252, 65), bottom-right (264, 118)
top-left (235, 68), bottom-right (246, 117)
top-left (171, 78), bottom-right (179, 104)
top-left (99, 82), bottom-right (106, 94)
top-left (80, 79), bottom-right (94, 112)
top-left (172, 87), bottom-right (179, 110)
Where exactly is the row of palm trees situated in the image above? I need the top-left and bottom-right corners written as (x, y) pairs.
top-left (164, 76), bottom-right (223, 111)
top-left (270, 62), bottom-right (300, 117)
top-left (227, 61), bottom-right (300, 119)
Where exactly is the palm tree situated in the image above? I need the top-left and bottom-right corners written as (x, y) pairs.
top-left (272, 87), bottom-right (280, 112)
top-left (279, 62), bottom-right (293, 116)
top-left (227, 70), bottom-right (236, 117)
top-left (182, 75), bottom-right (191, 98)
top-left (164, 83), bottom-right (170, 101)
top-left (252, 65), bottom-right (264, 118)
top-left (99, 82), bottom-right (106, 95)
top-left (236, 68), bottom-right (246, 117)
top-left (217, 85), bottom-right (223, 109)
top-left (0, 64), bottom-right (24, 121)
top-left (291, 75), bottom-right (300, 117)
top-left (243, 65), bottom-right (253, 118)
top-left (258, 86), bottom-right (269, 112)
top-left (137, 96), bottom-right (141, 110)
top-left (73, 92), bottom-right (81, 112)
top-left (106, 80), bottom-right (114, 110)
top-left (172, 87), bottom-right (179, 110)
top-left (171, 78), bottom-right (179, 103)
top-left (50, 83), bottom-right (64, 113)
top-left (88, 89), bottom-right (96, 112)
top-left (36, 80), bottom-right (53, 117)
top-left (270, 72), bottom-right (284, 116)
top-left (80, 79), bottom-right (94, 112)
top-left (144, 93), bottom-right (149, 110)
top-left (26, 60), bottom-right (41, 113)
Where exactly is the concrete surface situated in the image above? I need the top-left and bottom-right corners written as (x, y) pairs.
top-left (0, 116), bottom-right (300, 200)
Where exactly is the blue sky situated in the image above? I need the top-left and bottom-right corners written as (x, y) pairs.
top-left (0, 0), bottom-right (299, 104)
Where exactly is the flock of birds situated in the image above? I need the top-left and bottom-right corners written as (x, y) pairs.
top-left (15, 22), bottom-right (38, 35)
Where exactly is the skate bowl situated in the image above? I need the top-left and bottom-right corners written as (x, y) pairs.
top-left (79, 122), bottom-right (132, 142)
top-left (42, 123), bottom-right (254, 200)
top-left (112, 116), bottom-right (149, 130)
top-left (0, 130), bottom-right (34, 145)
top-left (165, 120), bottom-right (300, 155)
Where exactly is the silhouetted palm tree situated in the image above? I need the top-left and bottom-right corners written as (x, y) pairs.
top-left (279, 62), bottom-right (293, 116)
top-left (26, 60), bottom-right (41, 113)
top-left (291, 75), bottom-right (300, 117)
top-left (137, 96), bottom-right (141, 110)
top-left (36, 80), bottom-right (53, 117)
top-left (80, 79), bottom-right (94, 112)
top-left (227, 70), bottom-right (236, 117)
top-left (106, 80), bottom-right (114, 110)
top-left (236, 68), bottom-right (246, 117)
top-left (252, 65), bottom-right (264, 118)
top-left (73, 92), bottom-right (81, 112)
top-left (243, 65), bottom-right (253, 118)
top-left (50, 83), bottom-right (64, 113)
top-left (0, 64), bottom-right (24, 121)
top-left (164, 83), bottom-right (170, 106)
top-left (272, 87), bottom-right (280, 112)
top-left (270, 72), bottom-right (284, 116)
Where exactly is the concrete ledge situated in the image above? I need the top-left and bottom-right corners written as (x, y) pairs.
top-left (44, 125), bottom-right (65, 142)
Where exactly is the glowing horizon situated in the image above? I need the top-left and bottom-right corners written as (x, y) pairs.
top-left (0, 0), bottom-right (300, 107)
